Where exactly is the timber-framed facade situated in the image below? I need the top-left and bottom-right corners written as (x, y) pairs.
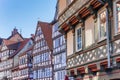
top-left (32, 21), bottom-right (53, 80)
top-left (52, 22), bottom-right (66, 80)
top-left (58, 0), bottom-right (120, 80)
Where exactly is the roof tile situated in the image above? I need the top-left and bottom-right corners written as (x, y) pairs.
top-left (37, 21), bottom-right (53, 50)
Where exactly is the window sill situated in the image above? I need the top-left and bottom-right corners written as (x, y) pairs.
top-left (97, 37), bottom-right (106, 44)
top-left (115, 32), bottom-right (120, 36)
top-left (76, 48), bottom-right (82, 53)
top-left (114, 32), bottom-right (120, 40)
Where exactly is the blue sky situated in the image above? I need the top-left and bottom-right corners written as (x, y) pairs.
top-left (0, 0), bottom-right (57, 38)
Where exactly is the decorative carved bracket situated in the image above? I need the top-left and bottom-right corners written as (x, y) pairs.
top-left (76, 15), bottom-right (84, 23)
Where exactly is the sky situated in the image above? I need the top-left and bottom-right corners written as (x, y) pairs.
top-left (0, 0), bottom-right (57, 38)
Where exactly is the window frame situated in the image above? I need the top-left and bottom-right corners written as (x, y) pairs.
top-left (75, 24), bottom-right (82, 52)
top-left (114, 0), bottom-right (120, 34)
top-left (98, 8), bottom-right (107, 41)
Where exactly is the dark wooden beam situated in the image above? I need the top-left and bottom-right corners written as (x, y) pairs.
top-left (97, 0), bottom-right (105, 5)
top-left (88, 5), bottom-right (96, 15)
top-left (76, 15), bottom-right (84, 23)
top-left (58, 27), bottom-right (65, 35)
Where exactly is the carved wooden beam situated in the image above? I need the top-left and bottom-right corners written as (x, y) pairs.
top-left (76, 15), bottom-right (84, 23)
top-left (67, 21), bottom-right (75, 33)
top-left (69, 16), bottom-right (79, 25)
top-left (88, 64), bottom-right (98, 72)
top-left (67, 21), bottom-right (73, 29)
top-left (88, 5), bottom-right (97, 15)
top-left (77, 67), bottom-right (85, 75)
top-left (106, 0), bottom-right (113, 17)
top-left (58, 27), bottom-right (65, 35)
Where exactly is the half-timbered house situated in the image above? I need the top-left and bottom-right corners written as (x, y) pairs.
top-left (33, 21), bottom-right (53, 80)
top-left (58, 0), bottom-right (120, 80)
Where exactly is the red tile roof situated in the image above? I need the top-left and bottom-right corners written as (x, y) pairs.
top-left (0, 39), bottom-right (20, 50)
top-left (9, 39), bottom-right (30, 58)
top-left (3, 39), bottom-right (17, 46)
top-left (37, 21), bottom-right (53, 50)
top-left (7, 41), bottom-right (21, 50)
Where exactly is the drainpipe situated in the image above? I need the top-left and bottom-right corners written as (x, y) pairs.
top-left (106, 7), bottom-right (112, 69)
top-left (50, 49), bottom-right (54, 80)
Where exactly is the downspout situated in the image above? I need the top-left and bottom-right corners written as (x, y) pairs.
top-left (106, 6), bottom-right (112, 69)
top-left (50, 49), bottom-right (54, 80)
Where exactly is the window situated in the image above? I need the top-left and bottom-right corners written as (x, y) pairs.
top-left (60, 36), bottom-right (65, 45)
top-left (55, 70), bottom-right (66, 80)
top-left (54, 54), bottom-right (61, 65)
top-left (34, 68), bottom-right (52, 79)
top-left (76, 27), bottom-right (82, 51)
top-left (62, 53), bottom-right (66, 66)
top-left (53, 38), bottom-right (61, 48)
top-left (98, 10), bottom-right (107, 39)
top-left (36, 27), bottom-right (42, 36)
top-left (53, 36), bottom-right (65, 49)
top-left (114, 0), bottom-right (120, 33)
top-left (53, 23), bottom-right (58, 33)
top-left (33, 71), bottom-right (37, 79)
top-left (54, 52), bottom-right (66, 69)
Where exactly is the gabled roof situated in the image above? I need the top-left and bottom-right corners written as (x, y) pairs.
top-left (7, 28), bottom-right (24, 41)
top-left (3, 39), bottom-right (17, 46)
top-left (0, 39), bottom-right (17, 51)
top-left (19, 46), bottom-right (33, 57)
top-left (7, 33), bottom-right (24, 41)
top-left (9, 39), bottom-right (30, 58)
top-left (7, 41), bottom-right (21, 50)
top-left (0, 38), bottom-right (23, 51)
top-left (37, 21), bottom-right (53, 50)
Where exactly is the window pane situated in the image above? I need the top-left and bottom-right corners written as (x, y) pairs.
top-left (99, 10), bottom-right (106, 38)
top-left (53, 23), bottom-right (59, 32)
top-left (76, 28), bottom-right (82, 50)
top-left (117, 1), bottom-right (120, 32)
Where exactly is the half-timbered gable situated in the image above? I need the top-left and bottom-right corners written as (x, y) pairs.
top-left (18, 48), bottom-right (33, 80)
top-left (12, 38), bottom-right (33, 80)
top-left (0, 40), bottom-right (19, 79)
top-left (52, 21), bottom-right (66, 80)
top-left (33, 21), bottom-right (53, 80)
top-left (7, 28), bottom-right (24, 42)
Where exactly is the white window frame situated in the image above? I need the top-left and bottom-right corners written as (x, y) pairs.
top-left (98, 8), bottom-right (107, 41)
top-left (114, 0), bottom-right (120, 34)
top-left (75, 24), bottom-right (82, 52)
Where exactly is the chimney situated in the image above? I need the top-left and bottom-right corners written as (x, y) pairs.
top-left (12, 28), bottom-right (18, 35)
